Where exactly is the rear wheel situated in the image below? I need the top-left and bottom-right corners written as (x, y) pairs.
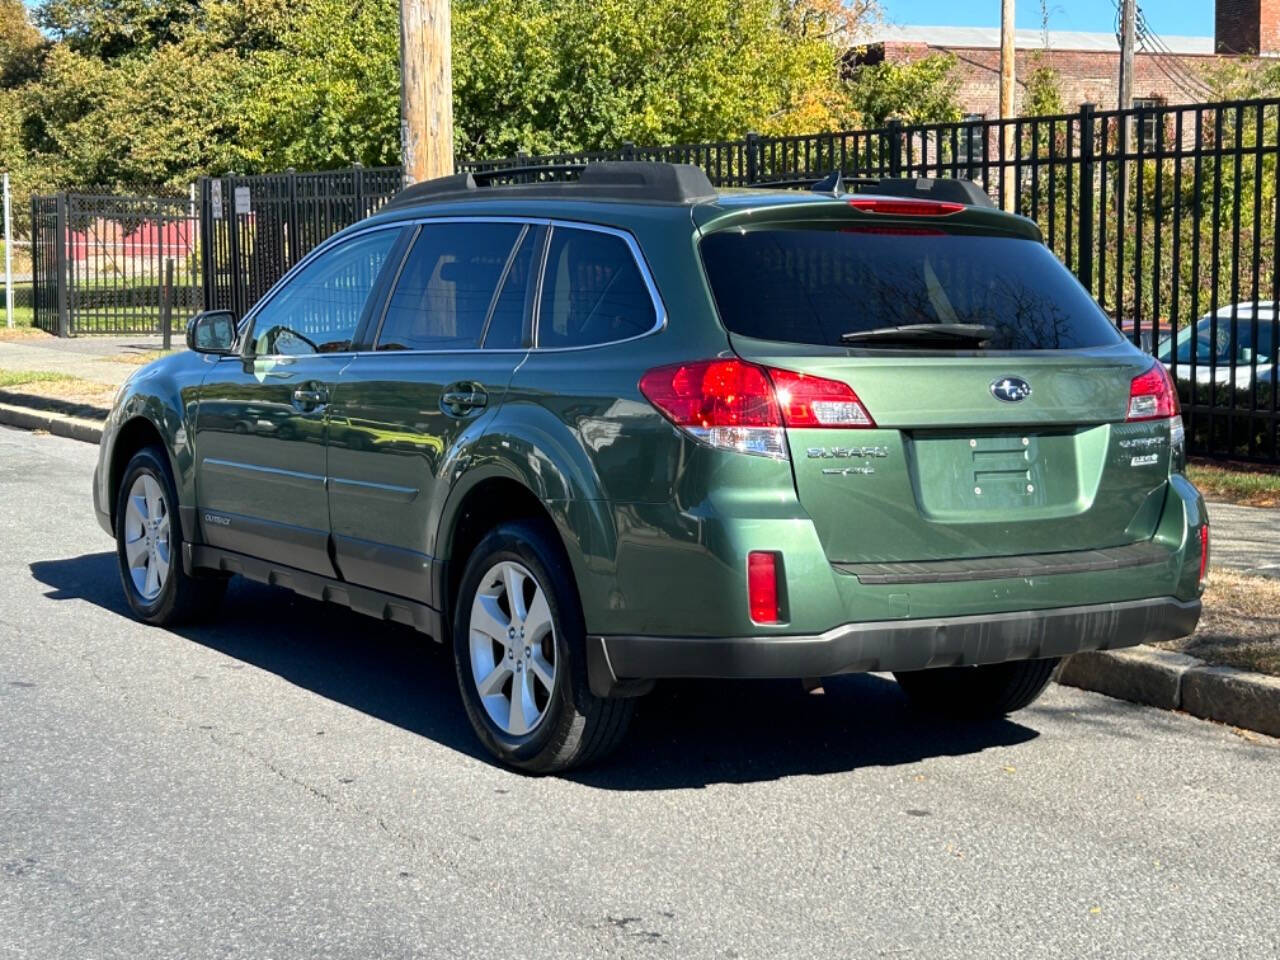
top-left (452, 520), bottom-right (633, 773)
top-left (115, 447), bottom-right (226, 626)
top-left (893, 657), bottom-right (1060, 717)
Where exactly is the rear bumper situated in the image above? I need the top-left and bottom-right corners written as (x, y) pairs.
top-left (586, 596), bottom-right (1201, 697)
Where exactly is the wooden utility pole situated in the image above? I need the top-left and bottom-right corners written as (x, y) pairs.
top-left (400, 0), bottom-right (454, 186)
top-left (1118, 0), bottom-right (1136, 112)
top-left (1117, 0), bottom-right (1135, 199)
top-left (999, 0), bottom-right (1016, 211)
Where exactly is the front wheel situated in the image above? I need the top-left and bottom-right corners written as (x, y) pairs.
top-left (115, 447), bottom-right (226, 626)
top-left (893, 657), bottom-right (1060, 717)
top-left (452, 520), bottom-right (633, 773)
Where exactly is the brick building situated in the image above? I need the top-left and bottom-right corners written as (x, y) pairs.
top-left (858, 1), bottom-right (1279, 120)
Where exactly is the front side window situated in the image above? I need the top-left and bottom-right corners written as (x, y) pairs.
top-left (251, 228), bottom-right (400, 356)
top-left (537, 228), bottom-right (657, 349)
top-left (376, 222), bottom-right (524, 351)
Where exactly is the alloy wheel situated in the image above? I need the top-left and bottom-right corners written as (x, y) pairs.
top-left (468, 560), bottom-right (557, 736)
top-left (122, 473), bottom-right (171, 601)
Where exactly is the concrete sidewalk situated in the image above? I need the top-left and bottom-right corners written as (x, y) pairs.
top-left (1207, 501), bottom-right (1280, 579)
top-left (0, 334), bottom-right (181, 387)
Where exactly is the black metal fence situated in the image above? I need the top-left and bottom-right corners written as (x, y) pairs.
top-left (463, 101), bottom-right (1280, 464)
top-left (30, 193), bottom-right (201, 336)
top-left (199, 165), bottom-right (402, 319)
top-left (31, 98), bottom-right (1280, 462)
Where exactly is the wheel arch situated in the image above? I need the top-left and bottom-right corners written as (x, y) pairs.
top-left (106, 404), bottom-right (191, 535)
top-left (434, 462), bottom-right (618, 634)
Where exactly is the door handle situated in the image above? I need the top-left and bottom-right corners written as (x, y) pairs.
top-left (292, 385), bottom-right (328, 409)
top-left (441, 384), bottom-right (488, 415)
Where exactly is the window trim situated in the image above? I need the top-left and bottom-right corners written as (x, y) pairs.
top-left (232, 215), bottom-right (667, 361)
top-left (531, 220), bottom-right (668, 352)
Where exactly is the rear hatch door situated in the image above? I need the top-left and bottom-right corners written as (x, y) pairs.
top-left (699, 204), bottom-right (1172, 564)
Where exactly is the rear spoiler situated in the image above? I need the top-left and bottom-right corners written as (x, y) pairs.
top-left (762, 170), bottom-right (996, 209)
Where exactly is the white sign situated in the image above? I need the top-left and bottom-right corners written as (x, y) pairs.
top-left (209, 182), bottom-right (223, 220)
top-left (234, 186), bottom-right (251, 216)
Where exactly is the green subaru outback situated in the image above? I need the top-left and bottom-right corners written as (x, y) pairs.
top-left (93, 163), bottom-right (1207, 772)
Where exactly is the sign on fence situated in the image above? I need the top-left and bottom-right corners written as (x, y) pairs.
top-left (209, 182), bottom-right (222, 220)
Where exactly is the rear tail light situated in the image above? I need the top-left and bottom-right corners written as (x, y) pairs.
top-left (847, 197), bottom-right (965, 217)
top-left (1198, 521), bottom-right (1210, 586)
top-left (639, 360), bottom-right (874, 460)
top-left (768, 367), bottom-right (875, 429)
top-left (747, 551), bottom-right (781, 624)
top-left (1127, 363), bottom-right (1180, 421)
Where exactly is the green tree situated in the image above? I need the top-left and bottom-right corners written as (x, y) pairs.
top-left (845, 53), bottom-right (961, 127)
top-left (1022, 62), bottom-right (1064, 117)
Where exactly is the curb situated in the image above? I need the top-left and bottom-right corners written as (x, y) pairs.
top-left (1057, 646), bottom-right (1280, 739)
top-left (0, 401), bottom-right (103, 444)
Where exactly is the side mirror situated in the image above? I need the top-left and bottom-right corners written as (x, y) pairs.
top-left (186, 310), bottom-right (238, 355)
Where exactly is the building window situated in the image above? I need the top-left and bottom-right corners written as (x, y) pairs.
top-left (1134, 98), bottom-right (1165, 152)
top-left (958, 113), bottom-right (986, 178)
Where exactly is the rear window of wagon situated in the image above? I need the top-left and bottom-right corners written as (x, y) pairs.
top-left (699, 227), bottom-right (1124, 351)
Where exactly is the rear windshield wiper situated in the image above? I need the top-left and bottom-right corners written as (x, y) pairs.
top-left (840, 323), bottom-right (998, 346)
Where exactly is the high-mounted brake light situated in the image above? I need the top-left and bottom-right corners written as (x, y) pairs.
top-left (639, 360), bottom-right (875, 459)
top-left (747, 551), bottom-right (782, 624)
top-left (1126, 363), bottom-right (1180, 421)
top-left (847, 197), bottom-right (965, 217)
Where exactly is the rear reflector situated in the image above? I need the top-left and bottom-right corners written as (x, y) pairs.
top-left (747, 551), bottom-right (781, 624)
top-left (1198, 522), bottom-right (1210, 586)
top-left (639, 359), bottom-right (875, 460)
top-left (847, 197), bottom-right (965, 217)
top-left (1127, 363), bottom-right (1180, 421)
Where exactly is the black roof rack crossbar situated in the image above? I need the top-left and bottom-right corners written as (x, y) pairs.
top-left (384, 161), bottom-right (718, 208)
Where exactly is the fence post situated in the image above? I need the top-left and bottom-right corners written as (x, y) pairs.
top-left (225, 176), bottom-right (244, 319)
top-left (160, 258), bottom-right (173, 351)
top-left (4, 172), bottom-right (12, 330)
top-left (887, 118), bottom-right (904, 177)
top-left (286, 168), bottom-right (299, 268)
top-left (197, 177), bottom-right (216, 312)
top-left (745, 132), bottom-right (761, 186)
top-left (54, 193), bottom-right (69, 338)
top-left (352, 162), bottom-right (365, 218)
top-left (1077, 103), bottom-right (1096, 296)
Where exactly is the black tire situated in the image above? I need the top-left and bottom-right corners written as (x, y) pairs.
top-left (115, 446), bottom-right (227, 626)
top-left (452, 519), bottom-right (633, 774)
top-left (893, 657), bottom-right (1060, 717)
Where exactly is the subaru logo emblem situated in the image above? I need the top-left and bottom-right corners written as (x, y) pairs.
top-left (991, 377), bottom-right (1032, 403)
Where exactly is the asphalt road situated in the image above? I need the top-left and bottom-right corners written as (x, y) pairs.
top-left (2, 425), bottom-right (1278, 960)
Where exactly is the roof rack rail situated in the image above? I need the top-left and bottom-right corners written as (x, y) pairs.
top-left (384, 161), bottom-right (718, 208)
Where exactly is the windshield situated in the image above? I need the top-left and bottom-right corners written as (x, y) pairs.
top-left (699, 227), bottom-right (1124, 351)
top-left (1157, 313), bottom-right (1277, 366)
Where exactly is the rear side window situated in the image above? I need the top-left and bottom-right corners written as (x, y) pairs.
top-left (700, 228), bottom-right (1123, 351)
top-left (537, 227), bottom-right (656, 348)
top-left (377, 222), bottom-right (523, 351)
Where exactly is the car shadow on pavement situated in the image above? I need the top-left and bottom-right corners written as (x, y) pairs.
top-left (31, 552), bottom-right (1041, 788)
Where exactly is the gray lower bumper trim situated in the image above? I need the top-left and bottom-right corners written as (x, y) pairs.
top-left (586, 596), bottom-right (1201, 697)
